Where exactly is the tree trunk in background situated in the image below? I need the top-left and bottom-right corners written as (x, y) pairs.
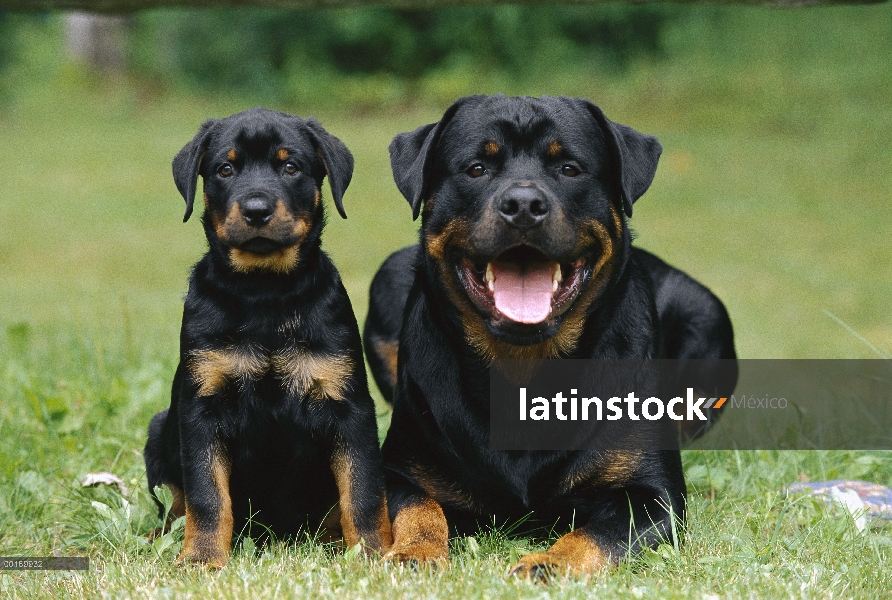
top-left (65, 12), bottom-right (129, 72)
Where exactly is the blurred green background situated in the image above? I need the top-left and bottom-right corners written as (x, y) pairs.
top-left (0, 4), bottom-right (890, 408)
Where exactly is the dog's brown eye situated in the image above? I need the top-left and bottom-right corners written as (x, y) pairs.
top-left (467, 164), bottom-right (486, 178)
top-left (218, 164), bottom-right (234, 178)
top-left (284, 161), bottom-right (298, 175)
top-left (561, 164), bottom-right (580, 177)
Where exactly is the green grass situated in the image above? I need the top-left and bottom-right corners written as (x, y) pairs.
top-left (1, 5), bottom-right (891, 598)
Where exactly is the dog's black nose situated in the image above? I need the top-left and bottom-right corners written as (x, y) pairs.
top-left (498, 185), bottom-right (549, 230)
top-left (241, 199), bottom-right (274, 227)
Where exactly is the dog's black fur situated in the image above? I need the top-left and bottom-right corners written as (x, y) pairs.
top-left (363, 95), bottom-right (736, 576)
top-left (144, 108), bottom-right (391, 567)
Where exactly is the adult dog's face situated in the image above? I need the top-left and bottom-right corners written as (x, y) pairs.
top-left (390, 95), bottom-right (661, 350)
top-left (172, 107), bottom-right (353, 274)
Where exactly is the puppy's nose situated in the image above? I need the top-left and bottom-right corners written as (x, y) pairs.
top-left (498, 185), bottom-right (549, 230)
top-left (241, 199), bottom-right (274, 227)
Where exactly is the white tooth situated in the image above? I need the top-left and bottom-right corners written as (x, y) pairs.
top-left (488, 280), bottom-right (495, 293)
top-left (485, 263), bottom-right (494, 283)
top-left (553, 264), bottom-right (562, 282)
top-left (553, 279), bottom-right (559, 293)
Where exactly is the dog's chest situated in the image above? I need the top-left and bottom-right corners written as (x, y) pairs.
top-left (187, 311), bottom-right (354, 403)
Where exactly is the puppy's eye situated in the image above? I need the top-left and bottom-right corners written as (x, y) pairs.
top-left (467, 164), bottom-right (487, 178)
top-left (218, 164), bottom-right (234, 178)
top-left (561, 164), bottom-right (580, 177)
top-left (284, 161), bottom-right (298, 175)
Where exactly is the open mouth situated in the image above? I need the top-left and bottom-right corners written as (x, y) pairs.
top-left (457, 246), bottom-right (587, 326)
top-left (238, 237), bottom-right (286, 255)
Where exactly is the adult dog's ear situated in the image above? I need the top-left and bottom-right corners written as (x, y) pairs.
top-left (305, 118), bottom-right (354, 219)
top-left (172, 119), bottom-right (218, 223)
top-left (577, 99), bottom-right (662, 218)
top-left (390, 95), bottom-right (479, 220)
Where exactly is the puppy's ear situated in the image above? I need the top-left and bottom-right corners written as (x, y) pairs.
top-left (172, 119), bottom-right (218, 223)
top-left (390, 96), bottom-right (477, 220)
top-left (305, 118), bottom-right (354, 219)
top-left (579, 99), bottom-right (662, 218)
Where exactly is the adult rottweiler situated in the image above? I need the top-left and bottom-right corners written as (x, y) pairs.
top-left (364, 95), bottom-right (736, 577)
top-left (144, 108), bottom-right (392, 567)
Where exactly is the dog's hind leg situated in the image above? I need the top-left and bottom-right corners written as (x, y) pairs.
top-left (144, 408), bottom-right (185, 538)
top-left (363, 245), bottom-right (419, 404)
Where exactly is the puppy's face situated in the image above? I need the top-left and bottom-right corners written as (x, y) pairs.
top-left (173, 108), bottom-right (353, 274)
top-left (391, 95), bottom-right (661, 350)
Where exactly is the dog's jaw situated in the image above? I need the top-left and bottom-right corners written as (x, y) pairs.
top-left (228, 245), bottom-right (300, 274)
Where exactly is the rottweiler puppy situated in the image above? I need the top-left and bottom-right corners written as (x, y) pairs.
top-left (364, 95), bottom-right (736, 577)
top-left (144, 108), bottom-right (392, 567)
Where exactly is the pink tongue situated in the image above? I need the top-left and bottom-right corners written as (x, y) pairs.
top-left (491, 260), bottom-right (556, 324)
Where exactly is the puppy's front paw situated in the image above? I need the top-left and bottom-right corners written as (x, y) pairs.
top-left (176, 548), bottom-right (229, 569)
top-left (177, 532), bottom-right (230, 569)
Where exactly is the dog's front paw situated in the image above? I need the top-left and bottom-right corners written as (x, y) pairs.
top-left (384, 540), bottom-right (449, 568)
top-left (510, 530), bottom-right (609, 581)
top-left (177, 534), bottom-right (230, 569)
top-left (508, 552), bottom-right (566, 582)
top-left (176, 548), bottom-right (229, 569)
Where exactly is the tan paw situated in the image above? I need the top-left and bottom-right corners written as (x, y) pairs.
top-left (508, 552), bottom-right (566, 582)
top-left (176, 544), bottom-right (229, 569)
top-left (384, 540), bottom-right (449, 568)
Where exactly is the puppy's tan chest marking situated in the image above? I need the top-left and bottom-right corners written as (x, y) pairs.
top-left (187, 345), bottom-right (353, 401)
top-left (188, 346), bottom-right (268, 397)
top-left (271, 349), bottom-right (354, 402)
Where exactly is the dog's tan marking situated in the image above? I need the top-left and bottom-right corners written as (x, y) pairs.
top-left (561, 450), bottom-right (642, 493)
top-left (188, 346), bottom-right (268, 397)
top-left (609, 203), bottom-right (623, 238)
top-left (331, 451), bottom-right (360, 547)
top-left (374, 496), bottom-right (394, 553)
top-left (276, 148), bottom-right (289, 161)
top-left (385, 497), bottom-right (449, 564)
top-left (484, 141), bottom-right (499, 155)
top-left (215, 203), bottom-right (239, 239)
top-left (229, 245), bottom-right (300, 274)
top-left (510, 530), bottom-right (609, 578)
top-left (547, 141), bottom-right (563, 156)
top-left (330, 450), bottom-right (394, 553)
top-left (227, 148), bottom-right (237, 162)
top-left (373, 338), bottom-right (399, 394)
top-left (421, 193), bottom-right (437, 219)
top-left (203, 192), bottom-right (211, 210)
top-left (271, 349), bottom-right (354, 401)
top-left (314, 188), bottom-right (321, 209)
top-left (425, 218), bottom-right (472, 261)
top-left (179, 449), bottom-right (233, 568)
top-left (408, 463), bottom-right (476, 510)
top-left (547, 218), bottom-right (616, 354)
